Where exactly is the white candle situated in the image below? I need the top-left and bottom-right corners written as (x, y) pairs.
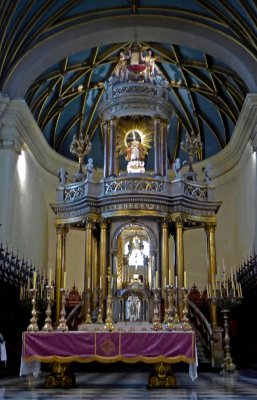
top-left (100, 276), bottom-right (102, 289)
top-left (49, 268), bottom-right (52, 284)
top-left (33, 272), bottom-right (37, 289)
top-left (239, 283), bottom-right (243, 298)
top-left (184, 271), bottom-right (187, 287)
top-left (88, 277), bottom-right (90, 289)
top-left (169, 270), bottom-right (172, 285)
top-left (156, 271), bottom-right (159, 288)
top-left (63, 271), bottom-right (66, 289)
top-left (175, 275), bottom-right (178, 288)
top-left (164, 276), bottom-right (167, 287)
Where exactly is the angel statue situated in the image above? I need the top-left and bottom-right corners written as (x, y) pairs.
top-left (70, 133), bottom-right (92, 179)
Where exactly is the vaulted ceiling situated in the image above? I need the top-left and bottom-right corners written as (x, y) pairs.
top-left (1, 0), bottom-right (257, 170)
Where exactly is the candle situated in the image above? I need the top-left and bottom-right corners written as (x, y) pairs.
top-left (156, 271), bottom-right (159, 288)
top-left (49, 268), bottom-right (52, 284)
top-left (63, 271), bottom-right (66, 289)
top-left (33, 271), bottom-right (37, 289)
top-left (164, 276), bottom-right (167, 287)
top-left (169, 270), bottom-right (172, 286)
top-left (175, 275), bottom-right (178, 288)
top-left (100, 276), bottom-right (102, 289)
top-left (111, 277), bottom-right (113, 289)
top-left (184, 271), bottom-right (187, 287)
top-left (239, 283), bottom-right (243, 298)
top-left (88, 277), bottom-right (90, 289)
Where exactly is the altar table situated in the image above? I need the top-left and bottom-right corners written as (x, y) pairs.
top-left (20, 331), bottom-right (197, 387)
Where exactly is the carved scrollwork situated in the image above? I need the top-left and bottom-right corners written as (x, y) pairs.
top-left (64, 185), bottom-right (85, 202)
top-left (184, 183), bottom-right (208, 199)
top-left (105, 179), bottom-right (163, 193)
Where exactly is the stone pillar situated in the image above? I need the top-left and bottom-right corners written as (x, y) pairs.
top-left (161, 219), bottom-right (169, 292)
top-left (103, 121), bottom-right (109, 178)
top-left (55, 224), bottom-right (69, 322)
top-left (154, 117), bottom-right (161, 176)
top-left (99, 219), bottom-right (108, 298)
top-left (161, 120), bottom-right (168, 177)
top-left (0, 114), bottom-right (22, 241)
top-left (109, 118), bottom-right (117, 177)
top-left (84, 219), bottom-right (93, 321)
top-left (206, 223), bottom-right (218, 327)
top-left (175, 217), bottom-right (185, 319)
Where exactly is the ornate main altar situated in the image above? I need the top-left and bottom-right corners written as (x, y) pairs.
top-left (28, 43), bottom-right (223, 387)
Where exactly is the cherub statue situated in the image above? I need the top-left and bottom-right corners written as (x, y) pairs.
top-left (57, 167), bottom-right (68, 185)
top-left (85, 158), bottom-right (96, 180)
top-left (172, 158), bottom-right (182, 179)
top-left (202, 167), bottom-right (212, 184)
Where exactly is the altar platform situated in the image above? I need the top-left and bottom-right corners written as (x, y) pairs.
top-left (20, 329), bottom-right (197, 388)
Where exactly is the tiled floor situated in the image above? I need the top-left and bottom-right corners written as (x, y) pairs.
top-left (1, 370), bottom-right (257, 400)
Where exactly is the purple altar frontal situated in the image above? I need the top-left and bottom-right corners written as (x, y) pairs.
top-left (22, 330), bottom-right (196, 365)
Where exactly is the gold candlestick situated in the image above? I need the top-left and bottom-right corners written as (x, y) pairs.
top-left (57, 288), bottom-right (69, 331)
top-left (181, 287), bottom-right (192, 331)
top-left (163, 286), bottom-right (169, 324)
top-left (166, 285), bottom-right (175, 331)
top-left (152, 288), bottom-right (163, 331)
top-left (27, 289), bottom-right (39, 332)
top-left (169, 286), bottom-right (181, 330)
top-left (104, 268), bottom-right (114, 331)
top-left (96, 288), bottom-right (104, 324)
top-left (85, 289), bottom-right (92, 324)
top-left (42, 285), bottom-right (53, 331)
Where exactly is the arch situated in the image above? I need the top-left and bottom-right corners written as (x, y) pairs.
top-left (111, 220), bottom-right (156, 253)
top-left (3, 16), bottom-right (257, 97)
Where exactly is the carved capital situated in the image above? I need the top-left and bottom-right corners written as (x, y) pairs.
top-left (55, 224), bottom-right (69, 235)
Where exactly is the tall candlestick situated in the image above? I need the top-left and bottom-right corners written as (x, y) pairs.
top-left (63, 271), bottom-right (66, 289)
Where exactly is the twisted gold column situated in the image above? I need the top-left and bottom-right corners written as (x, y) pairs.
top-left (206, 223), bottom-right (218, 327)
top-left (84, 219), bottom-right (93, 321)
top-left (55, 224), bottom-right (69, 322)
top-left (175, 217), bottom-right (184, 319)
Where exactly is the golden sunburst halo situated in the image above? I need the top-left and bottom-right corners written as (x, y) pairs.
top-left (116, 118), bottom-right (153, 157)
